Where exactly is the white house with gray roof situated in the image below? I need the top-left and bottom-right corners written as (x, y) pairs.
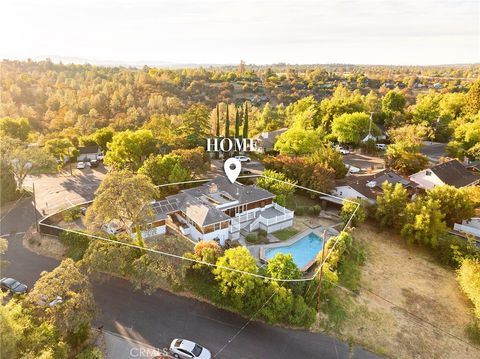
top-left (142, 177), bottom-right (294, 245)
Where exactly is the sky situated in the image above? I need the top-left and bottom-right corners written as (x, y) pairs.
top-left (1, 0), bottom-right (479, 65)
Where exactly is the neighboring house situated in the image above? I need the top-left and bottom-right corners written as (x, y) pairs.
top-left (331, 169), bottom-right (417, 204)
top-left (452, 218), bottom-right (480, 247)
top-left (464, 160), bottom-right (480, 173)
top-left (77, 145), bottom-right (102, 162)
top-left (252, 128), bottom-right (287, 153)
top-left (142, 177), bottom-right (294, 245)
top-left (410, 159), bottom-right (480, 190)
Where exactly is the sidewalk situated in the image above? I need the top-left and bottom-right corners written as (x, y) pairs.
top-left (99, 330), bottom-right (172, 359)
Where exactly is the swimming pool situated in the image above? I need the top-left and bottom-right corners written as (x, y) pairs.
top-left (264, 232), bottom-right (324, 270)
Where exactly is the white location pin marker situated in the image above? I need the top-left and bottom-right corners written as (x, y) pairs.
top-left (224, 158), bottom-right (241, 183)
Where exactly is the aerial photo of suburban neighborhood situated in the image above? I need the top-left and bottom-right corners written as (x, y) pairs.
top-left (1, 1), bottom-right (480, 358)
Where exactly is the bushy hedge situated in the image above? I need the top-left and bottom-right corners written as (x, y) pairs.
top-left (59, 231), bottom-right (91, 261)
top-left (63, 207), bottom-right (82, 222)
top-left (457, 259), bottom-right (480, 319)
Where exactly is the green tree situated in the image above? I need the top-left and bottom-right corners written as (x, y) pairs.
top-left (104, 129), bottom-right (157, 171)
top-left (401, 198), bottom-right (447, 247)
top-left (243, 102), bottom-right (249, 138)
top-left (86, 170), bottom-right (157, 245)
top-left (171, 147), bottom-right (210, 176)
top-left (178, 104), bottom-right (210, 148)
top-left (457, 258), bottom-right (480, 318)
top-left (375, 182), bottom-right (409, 229)
top-left (307, 145), bottom-right (347, 179)
top-left (319, 84), bottom-right (364, 129)
top-left (26, 259), bottom-right (95, 345)
top-left (266, 253), bottom-right (301, 280)
top-left (412, 91), bottom-right (442, 125)
top-left (465, 79), bottom-right (480, 116)
top-left (0, 117), bottom-right (30, 141)
top-left (90, 127), bottom-right (115, 151)
top-left (6, 146), bottom-right (57, 190)
top-left (234, 106), bottom-right (240, 138)
top-left (215, 104), bottom-right (220, 137)
top-left (340, 198), bottom-right (367, 227)
top-left (274, 128), bottom-right (324, 155)
top-left (0, 161), bottom-right (17, 204)
top-left (257, 170), bottom-right (296, 206)
top-left (212, 247), bottom-right (262, 311)
top-left (385, 147), bottom-right (429, 175)
top-left (332, 112), bottom-right (379, 145)
top-left (426, 185), bottom-right (474, 227)
top-left (382, 90), bottom-right (406, 127)
top-left (224, 104), bottom-right (230, 138)
top-left (138, 154), bottom-right (191, 186)
top-left (0, 295), bottom-right (68, 358)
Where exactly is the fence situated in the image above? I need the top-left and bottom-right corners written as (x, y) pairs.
top-left (38, 200), bottom-right (93, 237)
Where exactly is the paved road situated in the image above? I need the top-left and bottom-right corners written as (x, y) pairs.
top-left (420, 141), bottom-right (447, 164)
top-left (1, 200), bottom-right (382, 359)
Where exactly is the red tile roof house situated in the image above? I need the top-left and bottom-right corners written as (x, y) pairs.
top-left (139, 177), bottom-right (294, 245)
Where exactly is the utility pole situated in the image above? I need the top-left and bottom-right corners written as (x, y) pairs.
top-left (32, 182), bottom-right (39, 233)
top-left (317, 229), bottom-right (328, 309)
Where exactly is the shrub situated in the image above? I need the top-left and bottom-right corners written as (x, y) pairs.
top-left (63, 207), bottom-right (82, 222)
top-left (340, 198), bottom-right (367, 227)
top-left (313, 205), bottom-right (321, 216)
top-left (465, 319), bottom-right (480, 345)
top-left (295, 207), bottom-right (305, 216)
top-left (59, 231), bottom-right (90, 261)
top-left (435, 235), bottom-right (479, 267)
top-left (457, 258), bottom-right (480, 319)
top-left (246, 233), bottom-right (260, 244)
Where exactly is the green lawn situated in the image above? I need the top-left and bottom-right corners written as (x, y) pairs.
top-left (286, 193), bottom-right (318, 211)
top-left (273, 228), bottom-right (300, 241)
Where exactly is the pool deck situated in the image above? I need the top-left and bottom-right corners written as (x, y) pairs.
top-left (256, 226), bottom-right (340, 271)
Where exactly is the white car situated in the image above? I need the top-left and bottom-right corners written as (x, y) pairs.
top-left (170, 339), bottom-right (211, 359)
top-left (346, 164), bottom-right (361, 174)
top-left (337, 147), bottom-right (350, 155)
top-left (76, 162), bottom-right (86, 169)
top-left (376, 143), bottom-right (388, 151)
top-left (234, 155), bottom-right (251, 162)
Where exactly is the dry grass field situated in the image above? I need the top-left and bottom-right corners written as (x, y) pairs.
top-left (314, 223), bottom-right (480, 359)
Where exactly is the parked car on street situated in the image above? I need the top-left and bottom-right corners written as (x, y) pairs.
top-left (337, 146), bottom-right (350, 155)
top-left (0, 277), bottom-right (28, 295)
top-left (376, 143), bottom-right (388, 151)
top-left (76, 161), bottom-right (86, 169)
top-left (234, 155), bottom-right (251, 162)
top-left (240, 168), bottom-right (252, 175)
top-left (169, 339), bottom-right (211, 359)
top-left (90, 159), bottom-right (99, 168)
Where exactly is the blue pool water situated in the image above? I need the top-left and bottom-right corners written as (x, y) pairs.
top-left (265, 232), bottom-right (324, 269)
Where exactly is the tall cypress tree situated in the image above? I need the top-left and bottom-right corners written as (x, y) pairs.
top-left (225, 103), bottom-right (230, 138)
top-left (243, 102), bottom-right (249, 139)
top-left (215, 103), bottom-right (220, 137)
top-left (234, 106), bottom-right (240, 138)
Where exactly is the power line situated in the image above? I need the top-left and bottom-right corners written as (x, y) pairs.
top-left (40, 174), bottom-right (359, 282)
top-left (213, 291), bottom-right (276, 358)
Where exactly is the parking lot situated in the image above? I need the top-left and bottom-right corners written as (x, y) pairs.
top-left (23, 163), bottom-right (107, 215)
